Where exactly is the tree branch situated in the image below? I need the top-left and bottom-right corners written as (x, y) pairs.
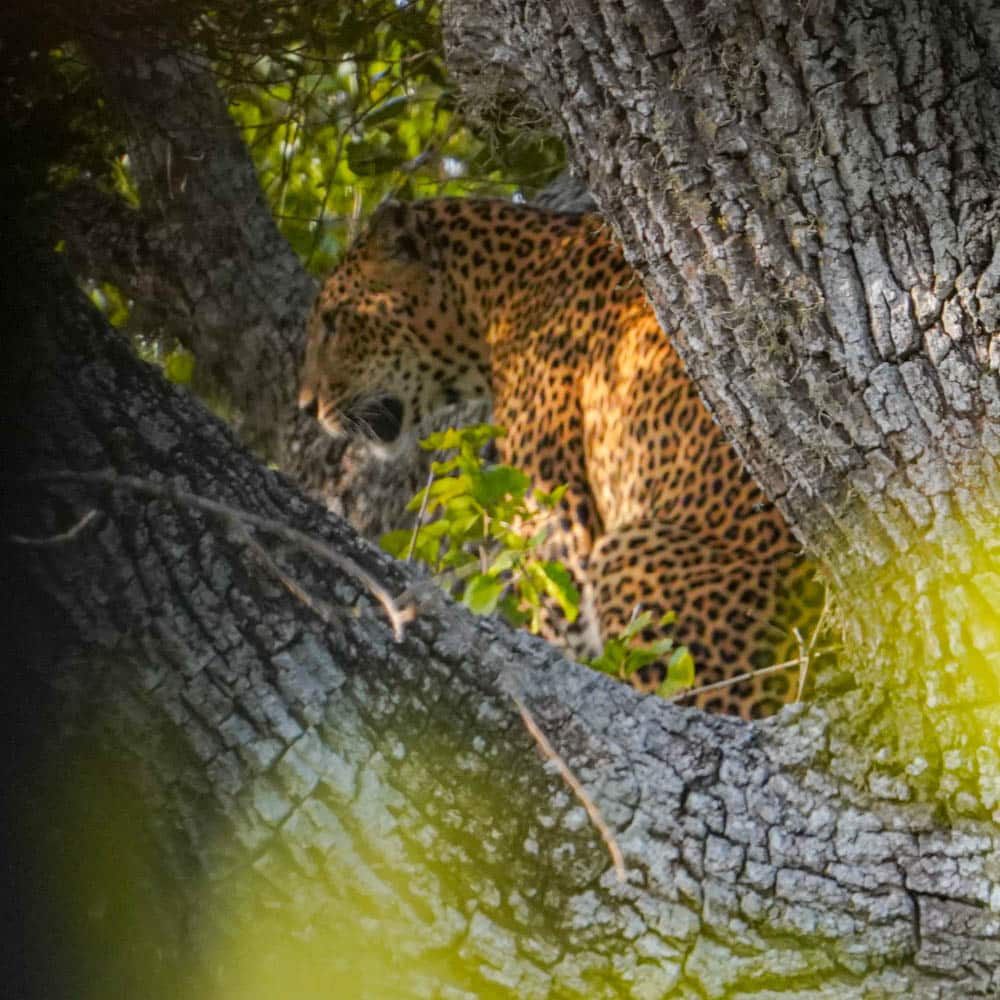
top-left (7, 222), bottom-right (1000, 999)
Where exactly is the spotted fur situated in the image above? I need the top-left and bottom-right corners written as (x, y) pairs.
top-left (300, 199), bottom-right (822, 717)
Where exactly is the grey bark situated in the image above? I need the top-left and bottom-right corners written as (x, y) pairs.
top-left (7, 238), bottom-right (1000, 999)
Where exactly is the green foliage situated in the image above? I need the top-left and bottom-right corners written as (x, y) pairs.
top-left (380, 425), bottom-right (579, 633)
top-left (162, 347), bottom-right (196, 385)
top-left (586, 611), bottom-right (695, 697)
top-left (381, 425), bottom-right (695, 694)
top-left (224, 1), bottom-right (565, 274)
top-left (9, 2), bottom-right (564, 322)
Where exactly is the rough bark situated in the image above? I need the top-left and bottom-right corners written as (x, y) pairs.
top-left (442, 0), bottom-right (1000, 781)
top-left (6, 235), bottom-right (1000, 999)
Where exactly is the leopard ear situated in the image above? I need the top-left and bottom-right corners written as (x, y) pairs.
top-left (362, 200), bottom-right (440, 268)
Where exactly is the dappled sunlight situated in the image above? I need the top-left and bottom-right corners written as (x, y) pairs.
top-left (833, 488), bottom-right (1000, 811)
top-left (25, 718), bottom-right (620, 999)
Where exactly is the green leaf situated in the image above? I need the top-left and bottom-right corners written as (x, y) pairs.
top-left (517, 573), bottom-right (541, 620)
top-left (657, 646), bottom-right (696, 697)
top-left (619, 610), bottom-right (655, 642)
top-left (537, 561), bottom-right (580, 622)
top-left (379, 529), bottom-right (412, 558)
top-left (429, 456), bottom-right (460, 476)
top-left (439, 545), bottom-right (475, 571)
top-left (467, 424), bottom-right (507, 449)
top-left (498, 592), bottom-right (530, 628)
top-left (475, 465), bottom-right (531, 506)
top-left (588, 639), bottom-right (626, 676)
top-left (421, 424), bottom-right (505, 453)
top-left (534, 484), bottom-right (568, 508)
top-left (642, 638), bottom-right (678, 658)
top-left (441, 514), bottom-right (485, 550)
top-left (429, 474), bottom-right (474, 501)
top-left (526, 526), bottom-right (550, 549)
top-left (463, 574), bottom-right (505, 615)
top-left (164, 349), bottom-right (195, 384)
top-left (488, 549), bottom-right (521, 575)
top-left (619, 648), bottom-right (662, 674)
top-left (405, 474), bottom-right (473, 514)
top-left (421, 428), bottom-right (464, 451)
top-left (406, 487), bottom-right (430, 511)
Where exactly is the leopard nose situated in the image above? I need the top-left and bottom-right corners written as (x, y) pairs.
top-left (299, 392), bottom-right (318, 419)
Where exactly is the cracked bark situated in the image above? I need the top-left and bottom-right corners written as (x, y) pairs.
top-left (444, 0), bottom-right (1000, 560)
top-left (6, 237), bottom-right (1000, 999)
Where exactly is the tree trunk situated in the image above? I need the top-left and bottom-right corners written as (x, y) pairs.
top-left (6, 233), bottom-right (1000, 998)
top-left (51, 37), bottom-right (440, 542)
top-left (20, 8), bottom-right (1000, 995)
top-left (443, 0), bottom-right (1000, 779)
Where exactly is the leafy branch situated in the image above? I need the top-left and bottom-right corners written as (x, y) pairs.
top-left (380, 425), bottom-right (580, 632)
top-left (380, 425), bottom-right (695, 696)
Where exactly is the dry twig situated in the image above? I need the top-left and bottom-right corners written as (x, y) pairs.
top-left (512, 694), bottom-right (626, 883)
top-left (9, 508), bottom-right (102, 546)
top-left (405, 462), bottom-right (436, 563)
top-left (21, 469), bottom-right (416, 641)
top-left (663, 648), bottom-right (839, 706)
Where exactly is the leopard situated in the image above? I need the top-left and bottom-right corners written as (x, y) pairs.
top-left (299, 198), bottom-right (825, 718)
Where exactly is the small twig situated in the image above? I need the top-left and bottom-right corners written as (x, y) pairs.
top-left (798, 587), bottom-right (833, 702)
top-left (237, 524), bottom-right (338, 625)
top-left (405, 462), bottom-right (435, 563)
top-left (664, 646), bottom-right (840, 705)
top-left (479, 511), bottom-right (491, 574)
top-left (24, 469), bottom-right (415, 642)
top-left (8, 508), bottom-right (101, 547)
top-left (512, 694), bottom-right (626, 884)
top-left (792, 627), bottom-right (808, 703)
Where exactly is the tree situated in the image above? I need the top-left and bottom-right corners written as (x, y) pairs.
top-left (6, 2), bottom-right (1000, 997)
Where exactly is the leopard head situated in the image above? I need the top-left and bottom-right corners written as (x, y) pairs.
top-left (299, 201), bottom-right (491, 449)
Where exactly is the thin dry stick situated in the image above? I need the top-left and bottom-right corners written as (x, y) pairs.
top-left (792, 627), bottom-right (807, 701)
top-left (512, 694), bottom-right (626, 884)
top-left (405, 462), bottom-right (436, 563)
top-left (9, 508), bottom-right (101, 546)
top-left (236, 524), bottom-right (339, 626)
top-left (797, 587), bottom-right (833, 702)
top-left (663, 646), bottom-right (840, 705)
top-left (22, 469), bottom-right (416, 641)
